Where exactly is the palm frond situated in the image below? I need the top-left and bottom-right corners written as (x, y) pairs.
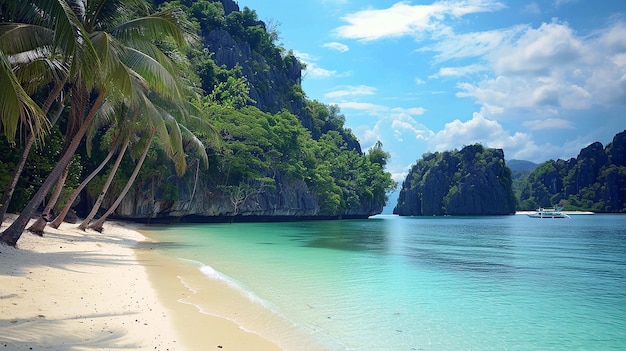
top-left (0, 24), bottom-right (54, 55)
top-left (90, 31), bottom-right (134, 99)
top-left (0, 51), bottom-right (48, 143)
top-left (85, 98), bottom-right (119, 156)
top-left (13, 52), bottom-right (69, 94)
top-left (179, 124), bottom-right (209, 170)
top-left (123, 47), bottom-right (183, 102)
top-left (112, 9), bottom-right (189, 49)
top-left (158, 109), bottom-right (185, 176)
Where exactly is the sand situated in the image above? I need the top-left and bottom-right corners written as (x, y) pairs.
top-left (0, 214), bottom-right (284, 351)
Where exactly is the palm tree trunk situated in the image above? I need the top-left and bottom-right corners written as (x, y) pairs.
top-left (78, 134), bottom-right (130, 230)
top-left (89, 131), bottom-right (155, 232)
top-left (49, 132), bottom-right (123, 229)
top-left (0, 86), bottom-right (65, 226)
top-left (27, 165), bottom-right (69, 235)
top-left (0, 91), bottom-right (105, 247)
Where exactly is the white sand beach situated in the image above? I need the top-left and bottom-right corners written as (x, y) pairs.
top-left (0, 215), bottom-right (284, 351)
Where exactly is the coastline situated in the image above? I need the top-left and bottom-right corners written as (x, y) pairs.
top-left (0, 215), bottom-right (284, 351)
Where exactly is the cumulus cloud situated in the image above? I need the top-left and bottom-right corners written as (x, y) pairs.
top-left (428, 112), bottom-right (533, 154)
top-left (422, 112), bottom-right (588, 162)
top-left (454, 19), bottom-right (626, 117)
top-left (489, 21), bottom-right (586, 76)
top-left (334, 0), bottom-right (505, 41)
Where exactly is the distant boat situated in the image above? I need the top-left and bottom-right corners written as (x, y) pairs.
top-left (527, 207), bottom-right (570, 219)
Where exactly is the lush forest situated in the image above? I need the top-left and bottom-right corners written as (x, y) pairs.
top-left (0, 0), bottom-right (395, 246)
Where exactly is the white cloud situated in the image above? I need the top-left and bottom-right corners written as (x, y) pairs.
top-left (293, 50), bottom-right (339, 79)
top-left (337, 101), bottom-right (389, 113)
top-left (334, 0), bottom-right (505, 41)
top-left (522, 118), bottom-right (575, 130)
top-left (415, 77), bottom-right (426, 85)
top-left (323, 41), bottom-right (349, 52)
top-left (454, 20), bottom-right (626, 118)
top-left (457, 75), bottom-right (593, 117)
top-left (338, 101), bottom-right (426, 119)
top-left (427, 113), bottom-right (543, 160)
top-left (489, 20), bottom-right (586, 76)
top-left (429, 64), bottom-right (487, 78)
top-left (304, 62), bottom-right (337, 78)
top-left (391, 119), bottom-right (432, 141)
top-left (423, 26), bottom-right (526, 62)
top-left (422, 112), bottom-right (591, 162)
top-left (324, 85), bottom-right (376, 99)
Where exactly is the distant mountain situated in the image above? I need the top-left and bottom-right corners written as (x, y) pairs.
top-left (394, 144), bottom-right (517, 216)
top-left (507, 159), bottom-right (538, 173)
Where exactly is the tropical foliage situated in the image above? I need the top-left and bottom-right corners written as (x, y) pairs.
top-left (0, 0), bottom-right (396, 246)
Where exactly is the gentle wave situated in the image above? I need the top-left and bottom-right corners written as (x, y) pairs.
top-left (175, 257), bottom-right (276, 316)
top-left (176, 257), bottom-right (343, 351)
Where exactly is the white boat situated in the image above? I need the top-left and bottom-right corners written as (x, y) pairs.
top-left (527, 207), bottom-right (570, 219)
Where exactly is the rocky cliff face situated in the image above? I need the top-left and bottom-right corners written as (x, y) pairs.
top-left (112, 171), bottom-right (382, 222)
top-left (98, 0), bottom-right (383, 222)
top-left (520, 130), bottom-right (626, 212)
top-left (394, 144), bottom-right (517, 216)
top-left (204, 2), bottom-right (304, 116)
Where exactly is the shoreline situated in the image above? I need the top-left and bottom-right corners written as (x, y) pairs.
top-left (0, 215), bottom-right (285, 351)
top-left (135, 234), bottom-right (287, 351)
top-left (137, 227), bottom-right (335, 351)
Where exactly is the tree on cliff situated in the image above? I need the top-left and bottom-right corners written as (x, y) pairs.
top-left (394, 144), bottom-right (517, 216)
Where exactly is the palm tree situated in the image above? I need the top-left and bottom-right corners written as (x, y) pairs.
top-left (0, 0), bottom-right (191, 246)
top-left (48, 127), bottom-right (124, 228)
top-left (87, 107), bottom-right (210, 232)
top-left (0, 11), bottom-right (71, 224)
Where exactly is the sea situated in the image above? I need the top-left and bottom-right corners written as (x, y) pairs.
top-left (142, 214), bottom-right (626, 351)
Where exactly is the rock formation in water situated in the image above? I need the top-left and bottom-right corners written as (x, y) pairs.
top-left (519, 130), bottom-right (626, 212)
top-left (394, 144), bottom-right (517, 216)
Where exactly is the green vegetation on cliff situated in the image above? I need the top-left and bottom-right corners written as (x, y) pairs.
top-left (394, 144), bottom-right (517, 216)
top-left (519, 130), bottom-right (626, 212)
top-left (0, 0), bottom-right (395, 230)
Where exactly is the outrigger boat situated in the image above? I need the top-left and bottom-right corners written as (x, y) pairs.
top-left (527, 207), bottom-right (570, 219)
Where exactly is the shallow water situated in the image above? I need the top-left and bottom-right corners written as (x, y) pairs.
top-left (144, 214), bottom-right (626, 351)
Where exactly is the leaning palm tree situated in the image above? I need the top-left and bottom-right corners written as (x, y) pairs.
top-left (0, 0), bottom-right (191, 246)
top-left (0, 0), bottom-right (96, 237)
top-left (48, 123), bottom-right (124, 228)
top-left (0, 13), bottom-right (71, 225)
top-left (87, 103), bottom-right (210, 232)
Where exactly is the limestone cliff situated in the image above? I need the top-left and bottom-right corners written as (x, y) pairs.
top-left (520, 130), bottom-right (626, 212)
top-left (114, 171), bottom-right (383, 222)
top-left (394, 144), bottom-right (517, 216)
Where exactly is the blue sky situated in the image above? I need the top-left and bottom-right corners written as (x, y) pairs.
top-left (239, 0), bottom-right (626, 186)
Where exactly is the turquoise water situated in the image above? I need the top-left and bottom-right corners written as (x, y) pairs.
top-left (144, 214), bottom-right (626, 351)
